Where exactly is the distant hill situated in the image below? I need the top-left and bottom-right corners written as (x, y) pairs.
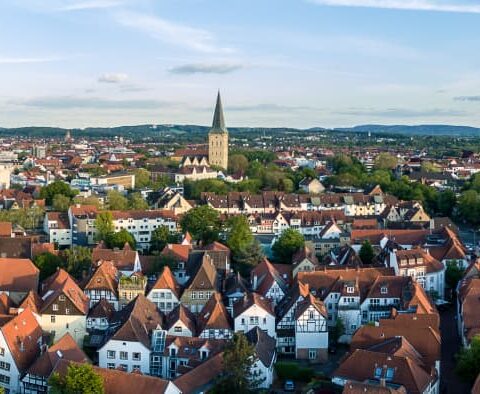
top-left (333, 124), bottom-right (480, 136)
top-left (0, 123), bottom-right (479, 138)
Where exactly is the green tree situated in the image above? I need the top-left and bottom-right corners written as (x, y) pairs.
top-left (458, 190), bottom-right (480, 225)
top-left (213, 333), bottom-right (261, 393)
top-left (456, 335), bottom-right (480, 383)
top-left (34, 252), bottom-right (64, 281)
top-left (40, 181), bottom-right (78, 205)
top-left (128, 192), bottom-right (148, 210)
top-left (94, 211), bottom-right (114, 241)
top-left (278, 177), bottom-right (294, 193)
top-left (228, 154), bottom-right (249, 175)
top-left (106, 229), bottom-right (136, 249)
top-left (52, 194), bottom-right (72, 212)
top-left (150, 225), bottom-right (180, 253)
top-left (63, 246), bottom-right (92, 280)
top-left (374, 153), bottom-right (398, 170)
top-left (180, 205), bottom-right (221, 245)
top-left (234, 239), bottom-right (265, 276)
top-left (272, 229), bottom-right (305, 263)
top-left (437, 190), bottom-right (457, 217)
top-left (49, 363), bottom-right (104, 394)
top-left (134, 168), bottom-right (151, 189)
top-left (107, 190), bottom-right (128, 211)
top-left (445, 260), bottom-right (465, 291)
top-left (330, 317), bottom-right (345, 343)
top-left (421, 161), bottom-right (440, 173)
top-left (359, 240), bottom-right (375, 265)
top-left (226, 216), bottom-right (254, 256)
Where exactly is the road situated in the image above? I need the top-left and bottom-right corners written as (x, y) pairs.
top-left (440, 306), bottom-right (471, 394)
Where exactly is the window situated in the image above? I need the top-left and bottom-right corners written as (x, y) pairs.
top-left (250, 316), bottom-right (259, 325)
top-left (0, 362), bottom-right (10, 371)
top-left (52, 304), bottom-right (58, 311)
top-left (59, 295), bottom-right (66, 301)
top-left (107, 363), bottom-right (115, 369)
top-left (174, 326), bottom-right (182, 333)
top-left (107, 350), bottom-right (116, 359)
top-left (120, 364), bottom-right (128, 371)
top-left (308, 349), bottom-right (317, 360)
top-left (380, 287), bottom-right (388, 295)
top-left (132, 352), bottom-right (141, 361)
top-left (133, 365), bottom-right (141, 370)
top-left (374, 367), bottom-right (382, 379)
top-left (65, 308), bottom-right (70, 315)
top-left (386, 367), bottom-right (395, 381)
top-left (346, 287), bottom-right (354, 294)
top-left (309, 311), bottom-right (315, 320)
top-left (120, 351), bottom-right (128, 360)
top-left (51, 316), bottom-right (56, 323)
top-left (0, 348), bottom-right (4, 356)
top-left (0, 374), bottom-right (10, 384)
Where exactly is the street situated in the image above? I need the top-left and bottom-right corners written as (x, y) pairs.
top-left (440, 306), bottom-right (471, 394)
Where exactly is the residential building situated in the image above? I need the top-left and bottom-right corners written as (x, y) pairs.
top-left (233, 293), bottom-right (276, 338)
top-left (39, 269), bottom-right (89, 346)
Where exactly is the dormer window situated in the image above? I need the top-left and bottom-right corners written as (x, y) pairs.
top-left (346, 287), bottom-right (354, 294)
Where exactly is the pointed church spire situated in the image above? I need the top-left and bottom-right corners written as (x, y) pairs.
top-left (211, 90), bottom-right (227, 133)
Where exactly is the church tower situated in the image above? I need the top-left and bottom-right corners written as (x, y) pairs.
top-left (208, 91), bottom-right (229, 169)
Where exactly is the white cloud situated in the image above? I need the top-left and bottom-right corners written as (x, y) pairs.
top-left (98, 72), bottom-right (128, 83)
top-left (308, 0), bottom-right (480, 13)
top-left (114, 11), bottom-right (232, 53)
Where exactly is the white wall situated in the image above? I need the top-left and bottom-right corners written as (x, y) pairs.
top-left (99, 340), bottom-right (151, 374)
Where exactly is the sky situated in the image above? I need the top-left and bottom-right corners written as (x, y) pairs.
top-left (1, 0), bottom-right (480, 129)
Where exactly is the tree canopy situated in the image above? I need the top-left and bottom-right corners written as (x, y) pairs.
top-left (456, 335), bottom-right (480, 383)
top-left (226, 215), bottom-right (254, 256)
top-left (95, 211), bottom-right (114, 241)
top-left (107, 190), bottom-right (128, 211)
top-left (34, 252), bottom-right (64, 281)
top-left (359, 240), bottom-right (375, 265)
top-left (53, 194), bottom-right (71, 212)
top-left (180, 205), bottom-right (221, 245)
top-left (40, 181), bottom-right (78, 206)
top-left (213, 333), bottom-right (261, 394)
top-left (49, 363), bottom-right (104, 394)
top-left (106, 229), bottom-right (136, 249)
top-left (272, 229), bottom-right (305, 263)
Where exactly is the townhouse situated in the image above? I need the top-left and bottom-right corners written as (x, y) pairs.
top-left (180, 253), bottom-right (220, 313)
top-left (98, 295), bottom-right (164, 375)
top-left (43, 211), bottom-right (72, 247)
top-left (0, 309), bottom-right (43, 394)
top-left (39, 269), bottom-right (89, 346)
top-left (387, 248), bottom-right (445, 300)
top-left (22, 333), bottom-right (88, 393)
top-left (84, 260), bottom-right (120, 310)
top-left (147, 266), bottom-right (182, 314)
top-left (233, 292), bottom-right (276, 338)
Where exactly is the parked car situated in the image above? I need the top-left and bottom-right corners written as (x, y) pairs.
top-left (284, 380), bottom-right (295, 392)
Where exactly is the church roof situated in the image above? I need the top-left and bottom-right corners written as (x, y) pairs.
top-left (210, 91), bottom-right (227, 134)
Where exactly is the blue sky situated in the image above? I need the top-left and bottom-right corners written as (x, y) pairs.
top-left (1, 0), bottom-right (480, 129)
